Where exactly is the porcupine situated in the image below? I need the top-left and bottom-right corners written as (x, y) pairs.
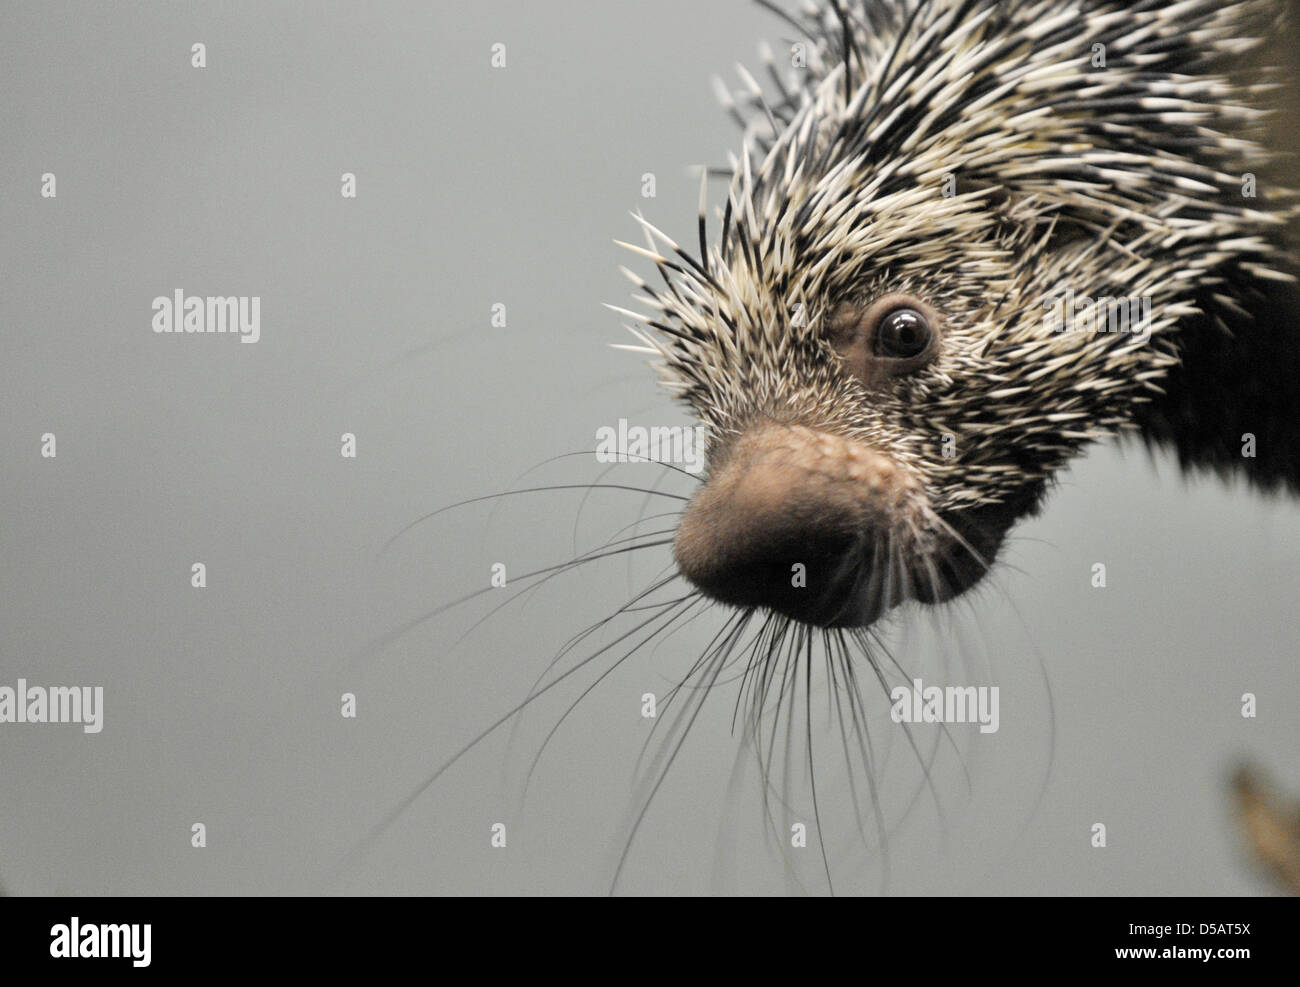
top-left (363, 0), bottom-right (1300, 892)
top-left (626, 0), bottom-right (1299, 635)
top-left (611, 0), bottom-right (1300, 882)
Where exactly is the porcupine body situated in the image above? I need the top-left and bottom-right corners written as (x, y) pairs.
top-left (617, 0), bottom-right (1300, 628)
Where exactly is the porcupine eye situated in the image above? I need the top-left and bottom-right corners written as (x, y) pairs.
top-left (873, 307), bottom-right (930, 359)
top-left (826, 292), bottom-right (940, 386)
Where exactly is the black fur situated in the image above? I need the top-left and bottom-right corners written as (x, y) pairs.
top-left (1134, 257), bottom-right (1300, 493)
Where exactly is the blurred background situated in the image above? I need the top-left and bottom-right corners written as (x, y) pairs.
top-left (1, 0), bottom-right (1297, 895)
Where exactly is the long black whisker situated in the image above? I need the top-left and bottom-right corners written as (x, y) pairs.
top-left (523, 596), bottom-right (705, 797)
top-left (610, 611), bottom-right (750, 894)
top-left (352, 538), bottom-right (675, 664)
top-left (339, 597), bottom-right (700, 876)
top-left (834, 630), bottom-right (891, 892)
top-left (805, 631), bottom-right (835, 895)
top-left (378, 482), bottom-right (689, 561)
top-left (632, 608), bottom-right (747, 781)
top-left (448, 531), bottom-right (682, 663)
top-left (502, 566), bottom-right (688, 768)
top-left (854, 627), bottom-right (950, 835)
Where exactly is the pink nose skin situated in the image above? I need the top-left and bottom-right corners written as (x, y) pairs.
top-left (673, 424), bottom-right (919, 627)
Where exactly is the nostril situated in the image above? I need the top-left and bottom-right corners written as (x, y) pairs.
top-left (673, 424), bottom-right (913, 625)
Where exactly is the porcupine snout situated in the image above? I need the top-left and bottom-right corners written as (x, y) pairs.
top-left (674, 423), bottom-right (924, 627)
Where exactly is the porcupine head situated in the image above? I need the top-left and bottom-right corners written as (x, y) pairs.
top-left (615, 0), bottom-right (1300, 629)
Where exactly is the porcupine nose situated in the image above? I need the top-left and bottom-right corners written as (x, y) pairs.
top-left (673, 424), bottom-right (914, 627)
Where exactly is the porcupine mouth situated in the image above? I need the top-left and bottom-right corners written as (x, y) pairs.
top-left (673, 424), bottom-right (1043, 628)
top-left (694, 501), bottom-right (1018, 628)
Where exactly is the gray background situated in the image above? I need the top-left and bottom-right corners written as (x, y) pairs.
top-left (1, 0), bottom-right (1297, 895)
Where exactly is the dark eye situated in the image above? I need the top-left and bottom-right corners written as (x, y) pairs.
top-left (826, 293), bottom-right (941, 387)
top-left (873, 307), bottom-right (932, 359)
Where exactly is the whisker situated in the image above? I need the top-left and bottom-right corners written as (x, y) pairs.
top-left (853, 628), bottom-right (951, 837)
top-left (522, 595), bottom-right (704, 799)
top-left (339, 595), bottom-right (701, 876)
top-left (502, 566), bottom-right (687, 766)
top-left (352, 537), bottom-right (675, 664)
top-left (611, 610), bottom-right (751, 894)
top-left (378, 480), bottom-right (689, 561)
top-left (633, 607), bottom-right (748, 781)
top-left (450, 531), bottom-right (683, 660)
top-left (805, 632), bottom-right (835, 895)
top-left (835, 631), bottom-right (891, 892)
